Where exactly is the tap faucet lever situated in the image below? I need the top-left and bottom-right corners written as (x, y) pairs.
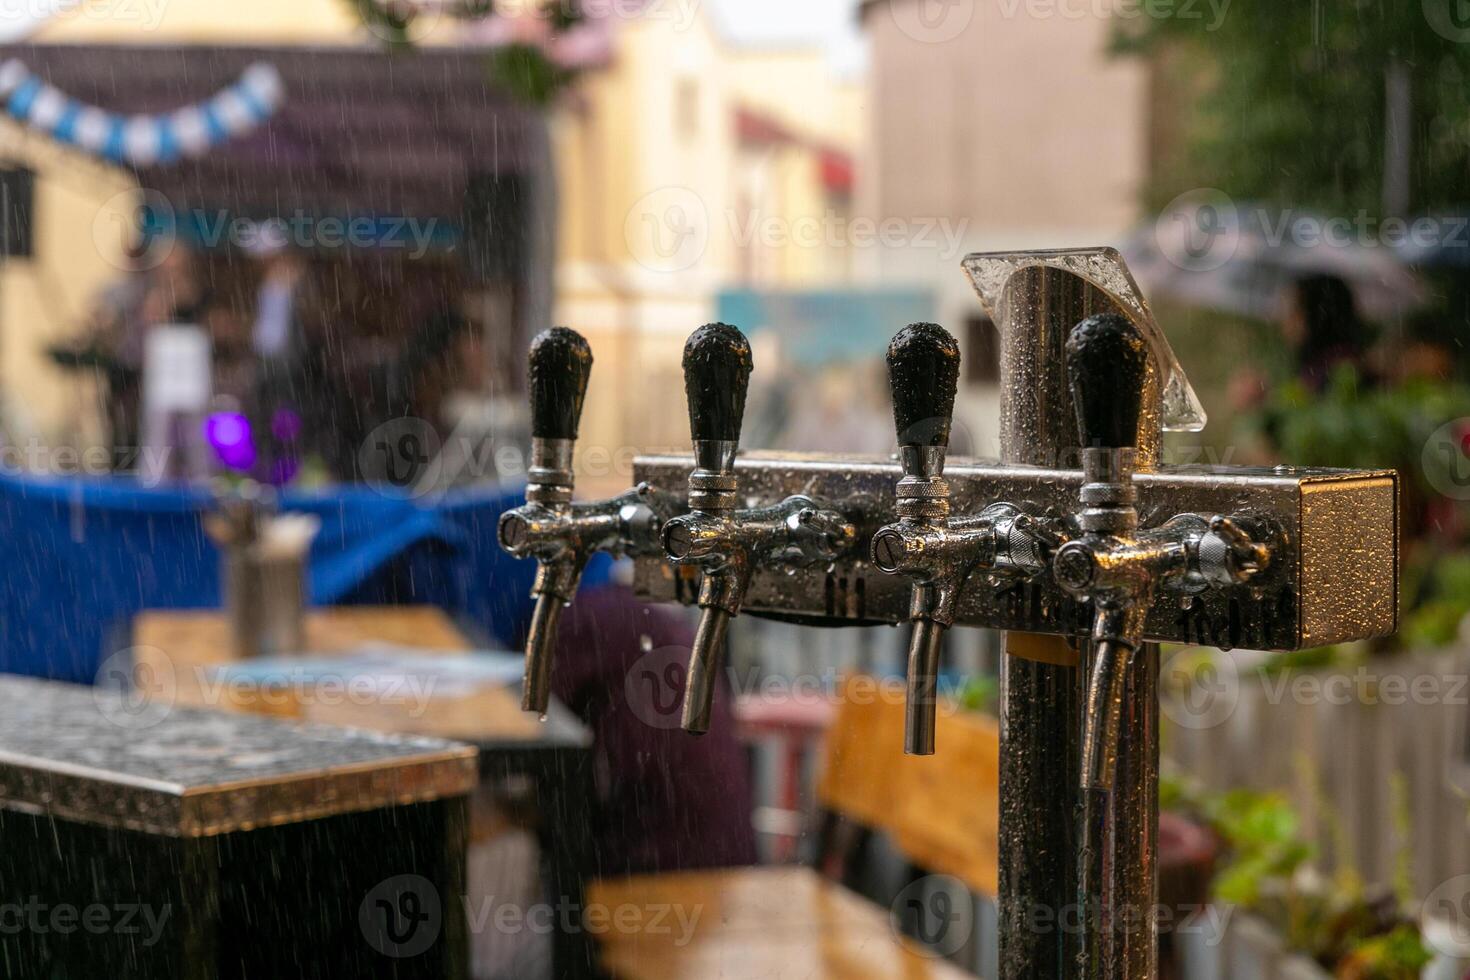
top-left (1053, 314), bottom-right (1281, 789)
top-left (878, 324), bottom-right (961, 755)
top-left (1053, 313), bottom-right (1156, 791)
top-left (499, 327), bottom-right (683, 716)
top-left (664, 324), bottom-right (856, 735)
top-left (873, 323), bottom-right (1067, 755)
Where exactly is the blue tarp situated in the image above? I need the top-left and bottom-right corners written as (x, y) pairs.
top-left (0, 475), bottom-right (608, 683)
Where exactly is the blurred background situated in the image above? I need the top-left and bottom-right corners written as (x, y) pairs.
top-left (0, 1), bottom-right (1468, 978)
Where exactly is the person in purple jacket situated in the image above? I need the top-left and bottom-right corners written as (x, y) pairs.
top-left (550, 581), bottom-right (757, 874)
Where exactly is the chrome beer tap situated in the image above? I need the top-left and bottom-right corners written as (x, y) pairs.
top-left (661, 323), bottom-right (858, 734)
top-left (623, 249), bottom-right (1399, 980)
top-left (1051, 313), bottom-right (1278, 792)
top-left (870, 324), bottom-right (1061, 755)
top-left (497, 327), bottom-right (684, 715)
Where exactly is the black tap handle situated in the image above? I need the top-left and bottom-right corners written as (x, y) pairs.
top-left (1066, 313), bottom-right (1150, 452)
top-left (887, 322), bottom-right (960, 448)
top-left (683, 323), bottom-right (753, 444)
top-left (529, 327), bottom-right (593, 440)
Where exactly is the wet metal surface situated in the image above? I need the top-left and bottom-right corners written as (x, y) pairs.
top-left (0, 675), bottom-right (476, 837)
top-left (630, 452), bottom-right (1399, 651)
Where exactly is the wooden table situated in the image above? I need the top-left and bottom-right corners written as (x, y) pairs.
top-left (131, 605), bottom-right (598, 979)
top-left (592, 868), bottom-right (974, 980)
top-left (132, 606), bottom-right (544, 740)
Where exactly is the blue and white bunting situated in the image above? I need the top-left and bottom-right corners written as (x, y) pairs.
top-left (0, 60), bottom-right (284, 166)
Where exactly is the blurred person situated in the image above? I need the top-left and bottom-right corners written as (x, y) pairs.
top-left (133, 243), bottom-right (217, 481)
top-left (65, 239), bottom-right (211, 471)
top-left (207, 306), bottom-right (256, 405)
top-left (244, 231), bottom-right (334, 485)
top-left (1229, 273), bottom-right (1379, 413)
top-left (138, 243), bottom-right (211, 329)
top-left (781, 360), bottom-right (893, 455)
top-left (387, 307), bottom-right (529, 492)
top-left (742, 331), bottom-right (795, 450)
top-left (550, 578), bottom-right (758, 875)
top-left (1281, 273), bottom-right (1378, 391)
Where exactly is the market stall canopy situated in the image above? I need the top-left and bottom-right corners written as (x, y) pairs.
top-left (0, 43), bottom-right (543, 222)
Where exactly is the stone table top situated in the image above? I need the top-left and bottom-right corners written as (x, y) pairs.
top-left (0, 674), bottom-right (477, 837)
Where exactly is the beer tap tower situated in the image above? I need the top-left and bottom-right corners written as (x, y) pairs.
top-left (502, 249), bottom-right (1400, 979)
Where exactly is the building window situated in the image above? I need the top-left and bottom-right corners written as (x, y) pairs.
top-left (0, 166), bottom-right (35, 259)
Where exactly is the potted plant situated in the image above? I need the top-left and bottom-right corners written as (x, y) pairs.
top-left (1164, 780), bottom-right (1449, 979)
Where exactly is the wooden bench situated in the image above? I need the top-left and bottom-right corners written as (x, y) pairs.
top-left (590, 676), bottom-right (1000, 978)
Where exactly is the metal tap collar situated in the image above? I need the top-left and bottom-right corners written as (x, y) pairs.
top-left (689, 439), bottom-right (740, 511)
top-left (527, 436), bottom-right (576, 506)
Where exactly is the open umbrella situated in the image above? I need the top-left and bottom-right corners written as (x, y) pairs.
top-left (1123, 195), bottom-right (1426, 323)
top-left (1393, 211), bottom-right (1470, 269)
